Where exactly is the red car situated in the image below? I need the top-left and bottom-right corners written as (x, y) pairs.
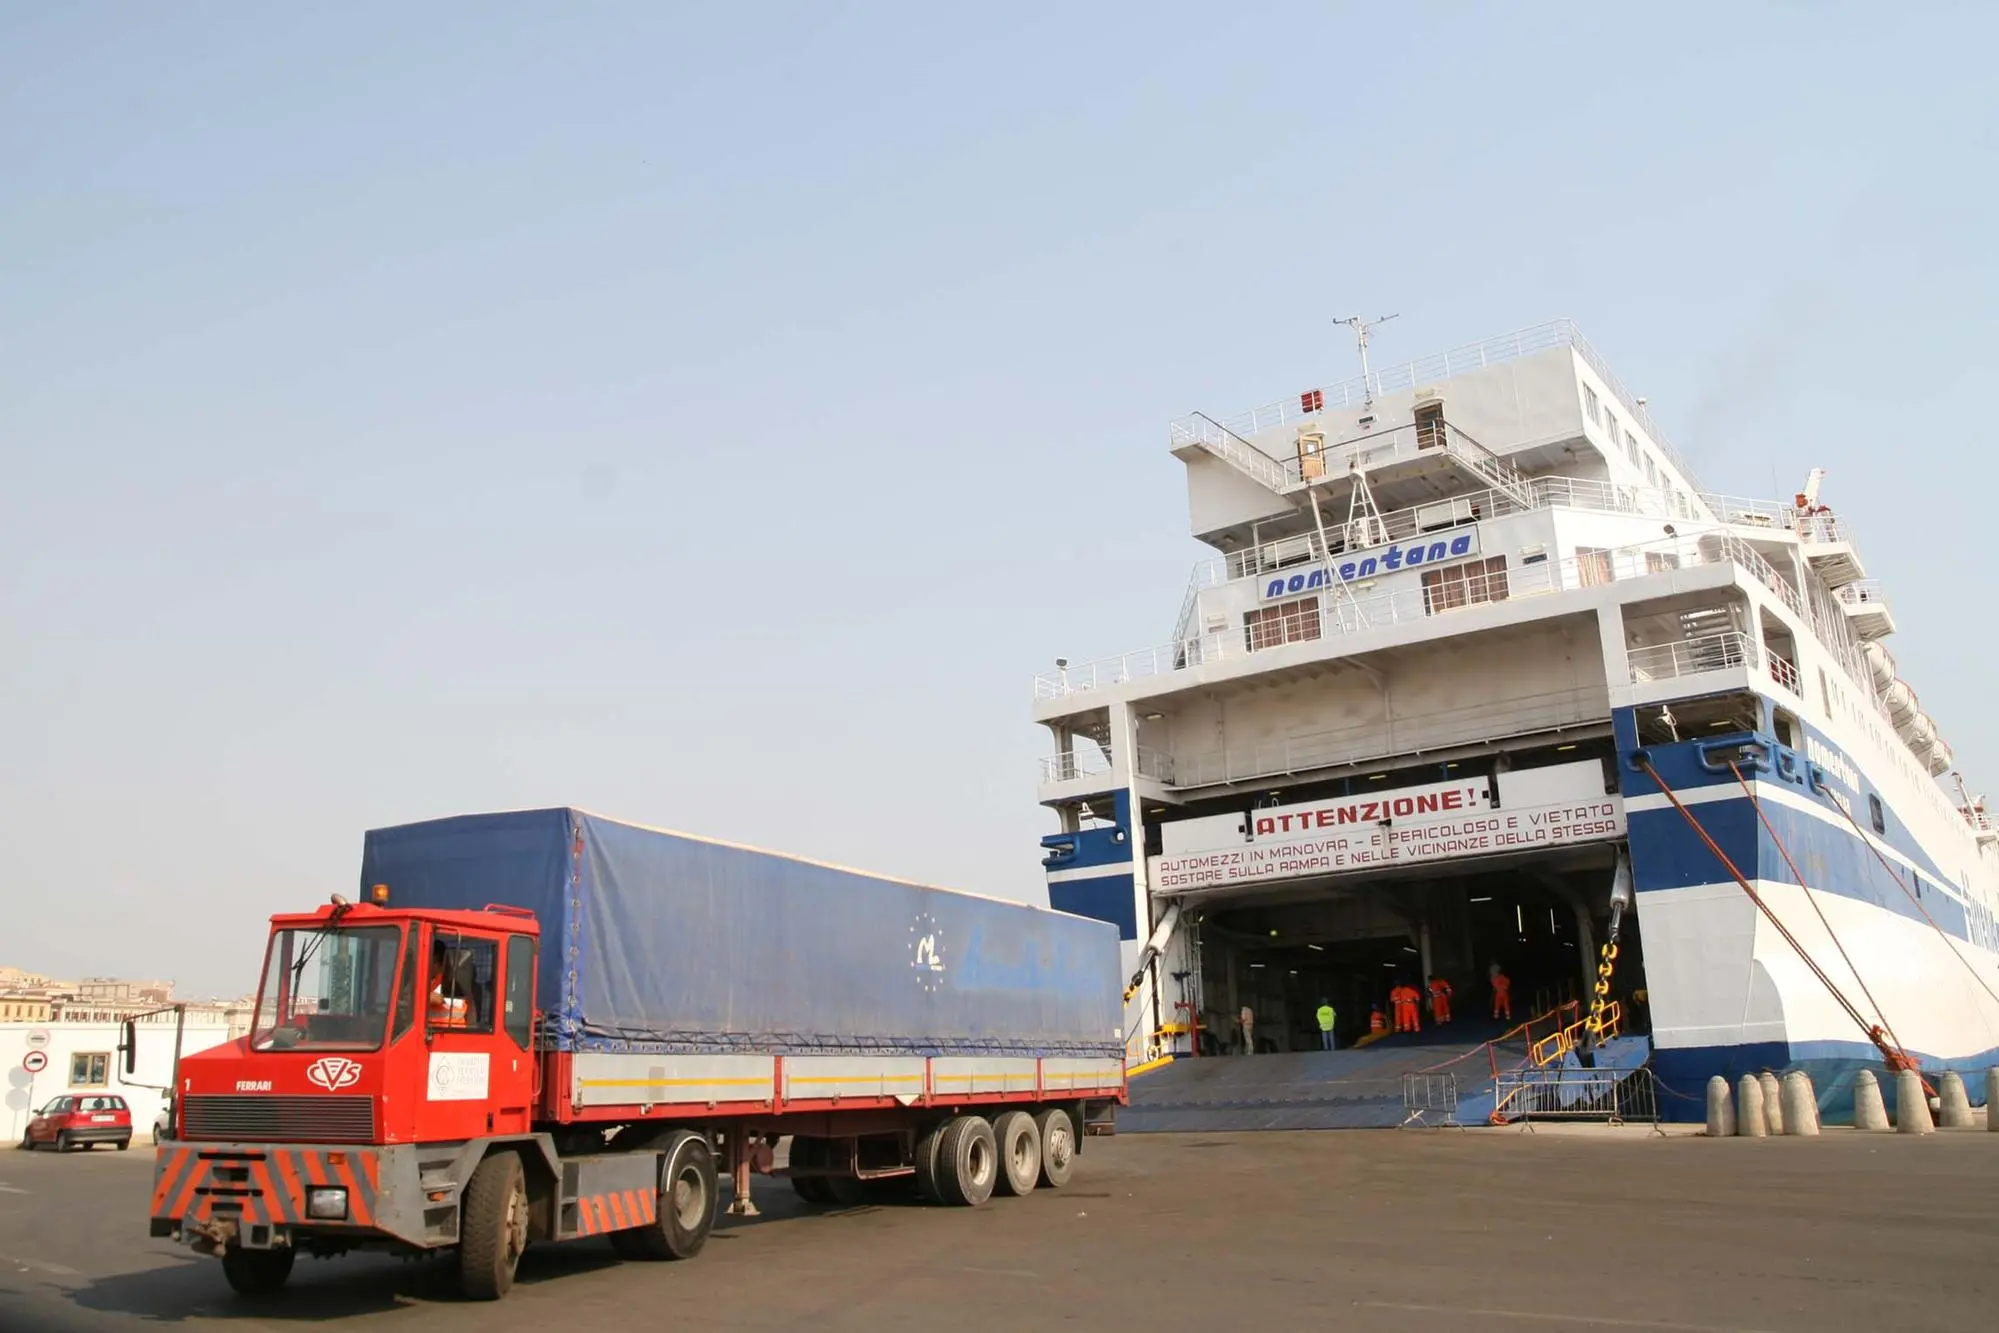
top-left (19, 1093), bottom-right (133, 1151)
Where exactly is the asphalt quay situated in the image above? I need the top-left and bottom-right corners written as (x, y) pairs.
top-left (0, 1127), bottom-right (1995, 1332)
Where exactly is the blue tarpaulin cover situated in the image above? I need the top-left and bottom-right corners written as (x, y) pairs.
top-left (360, 808), bottom-right (1123, 1057)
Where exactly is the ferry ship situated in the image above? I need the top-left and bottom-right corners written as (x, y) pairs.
top-left (1033, 319), bottom-right (1999, 1120)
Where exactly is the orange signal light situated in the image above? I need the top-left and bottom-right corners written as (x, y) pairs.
top-left (370, 884), bottom-right (390, 905)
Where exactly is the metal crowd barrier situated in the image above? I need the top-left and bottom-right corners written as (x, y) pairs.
top-left (1491, 1065), bottom-right (1662, 1130)
top-left (1400, 1072), bottom-right (1462, 1128)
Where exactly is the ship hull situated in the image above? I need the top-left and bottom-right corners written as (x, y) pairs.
top-left (1624, 719), bottom-right (1999, 1121)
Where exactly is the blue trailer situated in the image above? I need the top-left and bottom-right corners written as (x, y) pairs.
top-left (335, 807), bottom-right (1127, 1283)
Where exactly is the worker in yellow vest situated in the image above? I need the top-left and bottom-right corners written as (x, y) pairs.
top-left (1315, 1000), bottom-right (1337, 1051)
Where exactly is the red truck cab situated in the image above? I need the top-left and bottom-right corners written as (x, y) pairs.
top-left (159, 892), bottom-right (550, 1296)
top-left (176, 894), bottom-right (538, 1147)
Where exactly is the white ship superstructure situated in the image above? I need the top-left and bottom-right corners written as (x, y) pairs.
top-left (1035, 320), bottom-right (1999, 1118)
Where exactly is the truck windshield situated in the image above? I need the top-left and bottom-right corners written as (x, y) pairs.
top-left (251, 924), bottom-right (403, 1051)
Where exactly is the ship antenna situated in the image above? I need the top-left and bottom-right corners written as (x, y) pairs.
top-left (1335, 313), bottom-right (1399, 407)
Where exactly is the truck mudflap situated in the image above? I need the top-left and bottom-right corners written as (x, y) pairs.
top-left (151, 1143), bottom-right (407, 1250)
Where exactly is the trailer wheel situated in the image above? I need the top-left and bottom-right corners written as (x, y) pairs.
top-left (935, 1115), bottom-right (997, 1207)
top-left (457, 1151), bottom-right (528, 1300)
top-left (912, 1121), bottom-right (947, 1204)
top-left (221, 1244), bottom-right (295, 1296)
top-left (787, 1137), bottom-right (835, 1205)
top-left (991, 1110), bottom-right (1042, 1197)
top-left (1032, 1108), bottom-right (1075, 1189)
top-left (619, 1129), bottom-right (717, 1260)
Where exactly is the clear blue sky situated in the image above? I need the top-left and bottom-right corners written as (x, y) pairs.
top-left (4, 2), bottom-right (1995, 996)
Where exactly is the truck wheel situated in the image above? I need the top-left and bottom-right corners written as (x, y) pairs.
top-left (220, 1245), bottom-right (295, 1295)
top-left (619, 1129), bottom-right (717, 1260)
top-left (935, 1115), bottom-right (997, 1207)
top-left (1033, 1108), bottom-right (1075, 1189)
top-left (787, 1137), bottom-right (834, 1205)
top-left (991, 1110), bottom-right (1042, 1197)
top-left (457, 1152), bottom-right (528, 1300)
top-left (911, 1121), bottom-right (947, 1204)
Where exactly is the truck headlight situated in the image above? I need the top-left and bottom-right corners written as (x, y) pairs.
top-left (306, 1187), bottom-right (349, 1220)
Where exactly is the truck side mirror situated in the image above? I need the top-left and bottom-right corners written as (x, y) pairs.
top-left (121, 1020), bottom-right (137, 1075)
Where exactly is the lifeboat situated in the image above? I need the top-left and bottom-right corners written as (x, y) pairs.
top-left (1882, 680), bottom-right (1918, 729)
top-left (1862, 641), bottom-right (1896, 691)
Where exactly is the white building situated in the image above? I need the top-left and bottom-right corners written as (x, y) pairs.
top-left (3, 1009), bottom-right (250, 1146)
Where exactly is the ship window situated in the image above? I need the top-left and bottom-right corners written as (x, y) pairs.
top-left (1604, 411), bottom-right (1619, 446)
top-left (1644, 456), bottom-right (1659, 487)
top-left (1772, 707), bottom-right (1799, 748)
top-left (1582, 383), bottom-right (1601, 426)
top-left (1644, 551), bottom-right (1680, 574)
top-left (1818, 669), bottom-right (1832, 715)
top-left (1623, 430), bottom-right (1640, 466)
top-left (1867, 793), bottom-right (1886, 835)
top-left (1422, 556), bottom-right (1508, 614)
top-left (1575, 546), bottom-right (1613, 586)
top-left (1244, 597), bottom-right (1321, 652)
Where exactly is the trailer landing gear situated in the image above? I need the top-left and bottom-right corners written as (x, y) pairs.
top-left (725, 1126), bottom-right (761, 1218)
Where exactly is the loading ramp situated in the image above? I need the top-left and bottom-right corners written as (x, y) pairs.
top-left (1121, 1022), bottom-right (1522, 1132)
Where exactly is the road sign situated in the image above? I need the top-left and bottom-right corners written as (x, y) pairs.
top-left (21, 1051), bottom-right (48, 1075)
top-left (24, 1030), bottom-right (50, 1050)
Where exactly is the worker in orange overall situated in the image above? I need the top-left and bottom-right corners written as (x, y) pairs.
top-left (1491, 967), bottom-right (1513, 1022)
top-left (1426, 974), bottom-right (1454, 1025)
top-left (1369, 1004), bottom-right (1387, 1035)
top-left (1390, 981), bottom-right (1421, 1034)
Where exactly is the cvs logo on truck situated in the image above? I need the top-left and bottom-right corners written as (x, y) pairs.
top-left (306, 1057), bottom-right (363, 1091)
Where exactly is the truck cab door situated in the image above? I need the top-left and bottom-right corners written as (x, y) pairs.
top-left (420, 928), bottom-right (536, 1140)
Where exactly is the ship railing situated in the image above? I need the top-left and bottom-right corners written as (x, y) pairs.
top-left (1038, 745), bottom-right (1176, 785)
top-left (1160, 685), bottom-right (1603, 791)
top-left (1769, 652), bottom-right (1803, 696)
top-left (1169, 321), bottom-right (1577, 445)
top-left (1170, 411), bottom-right (1290, 492)
top-left (1166, 319), bottom-right (1708, 495)
top-left (1627, 633), bottom-right (1757, 684)
top-left (1040, 531), bottom-right (1824, 704)
top-left (1180, 477), bottom-right (1811, 596)
top-left (1795, 513), bottom-right (1853, 547)
top-left (1834, 579), bottom-right (1888, 607)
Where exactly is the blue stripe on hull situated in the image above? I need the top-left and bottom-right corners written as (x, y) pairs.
top-left (1653, 1038), bottom-right (1997, 1124)
top-left (1628, 797), bottom-right (1973, 939)
top-left (1616, 712), bottom-right (1949, 886)
top-left (1048, 873), bottom-right (1138, 940)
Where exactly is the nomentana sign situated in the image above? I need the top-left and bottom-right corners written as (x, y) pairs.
top-left (1151, 760), bottom-right (1623, 892)
top-left (1258, 529), bottom-right (1481, 601)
